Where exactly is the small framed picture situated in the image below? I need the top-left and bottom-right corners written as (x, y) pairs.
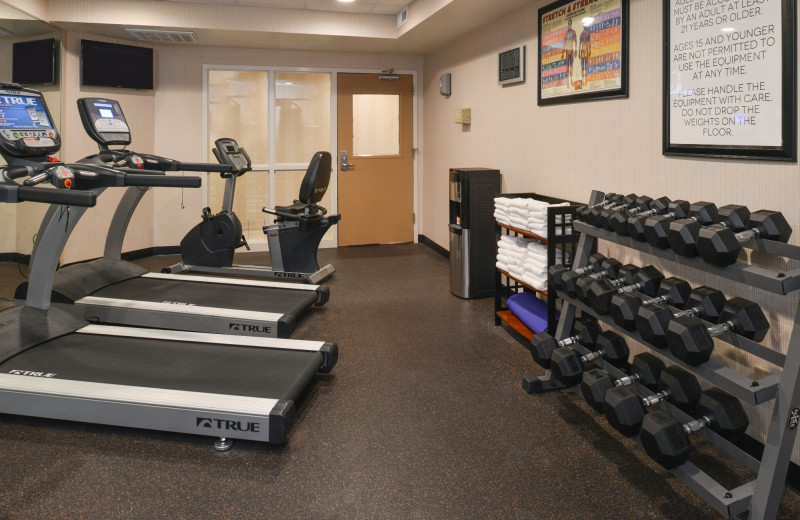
top-left (499, 45), bottom-right (525, 85)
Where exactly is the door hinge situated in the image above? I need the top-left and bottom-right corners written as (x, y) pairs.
top-left (412, 213), bottom-right (416, 224)
top-left (412, 85), bottom-right (415, 95)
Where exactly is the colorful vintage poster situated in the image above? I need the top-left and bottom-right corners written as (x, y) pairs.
top-left (539, 0), bottom-right (624, 100)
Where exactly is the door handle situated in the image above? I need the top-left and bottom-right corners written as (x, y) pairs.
top-left (340, 151), bottom-right (355, 171)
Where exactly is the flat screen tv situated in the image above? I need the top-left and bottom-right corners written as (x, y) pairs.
top-left (80, 39), bottom-right (154, 90)
top-left (12, 38), bottom-right (58, 85)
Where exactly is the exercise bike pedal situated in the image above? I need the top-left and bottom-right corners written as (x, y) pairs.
top-left (241, 234), bottom-right (250, 251)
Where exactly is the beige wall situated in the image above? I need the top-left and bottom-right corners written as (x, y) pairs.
top-left (58, 31), bottom-right (156, 265)
top-left (421, 1), bottom-right (800, 461)
top-left (151, 44), bottom-right (423, 249)
top-left (0, 30), bottom-right (61, 257)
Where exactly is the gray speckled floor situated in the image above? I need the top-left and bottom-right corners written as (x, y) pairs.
top-left (0, 244), bottom-right (799, 519)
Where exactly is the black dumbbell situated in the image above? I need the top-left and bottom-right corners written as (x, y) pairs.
top-left (635, 286), bottom-right (726, 349)
top-left (639, 388), bottom-right (749, 469)
top-left (666, 297), bottom-right (769, 366)
top-left (586, 265), bottom-right (665, 315)
top-left (667, 204), bottom-right (749, 257)
top-left (580, 352), bottom-right (665, 412)
top-left (642, 200), bottom-right (692, 248)
top-left (603, 366), bottom-right (701, 437)
top-left (696, 209), bottom-right (793, 266)
top-left (609, 277), bottom-right (691, 331)
top-left (610, 196), bottom-right (671, 236)
top-left (627, 197), bottom-right (677, 241)
top-left (576, 193), bottom-right (621, 223)
top-left (549, 253), bottom-right (608, 292)
top-left (597, 195), bottom-right (652, 231)
top-left (560, 257), bottom-right (623, 298)
top-left (583, 193), bottom-right (635, 226)
top-left (549, 331), bottom-right (630, 387)
top-left (530, 316), bottom-right (600, 368)
top-left (574, 263), bottom-right (638, 302)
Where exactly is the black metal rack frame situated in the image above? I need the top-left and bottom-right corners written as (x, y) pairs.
top-left (494, 193), bottom-right (580, 336)
top-left (524, 190), bottom-right (800, 519)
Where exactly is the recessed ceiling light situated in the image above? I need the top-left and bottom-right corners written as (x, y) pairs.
top-left (338, 0), bottom-right (356, 3)
top-left (721, 27), bottom-right (735, 32)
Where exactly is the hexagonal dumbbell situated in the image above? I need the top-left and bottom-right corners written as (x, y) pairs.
top-left (597, 195), bottom-right (652, 231)
top-left (530, 316), bottom-right (600, 368)
top-left (665, 296), bottom-right (769, 366)
top-left (574, 263), bottom-right (638, 303)
top-left (696, 209), bottom-right (793, 266)
top-left (580, 352), bottom-right (665, 412)
top-left (609, 277), bottom-right (691, 331)
top-left (548, 253), bottom-right (608, 292)
top-left (642, 200), bottom-right (691, 248)
top-left (561, 258), bottom-right (623, 298)
top-left (666, 204), bottom-right (750, 259)
top-left (635, 286), bottom-right (726, 349)
top-left (626, 197), bottom-right (677, 241)
top-left (603, 366), bottom-right (701, 437)
top-left (585, 193), bottom-right (636, 226)
top-left (549, 331), bottom-right (630, 387)
top-left (639, 388), bottom-right (749, 469)
top-left (610, 196), bottom-right (671, 236)
top-left (586, 265), bottom-right (664, 315)
top-left (666, 201), bottom-right (721, 257)
top-left (576, 193), bottom-right (621, 223)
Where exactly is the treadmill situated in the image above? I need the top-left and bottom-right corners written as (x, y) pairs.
top-left (0, 83), bottom-right (336, 449)
top-left (15, 97), bottom-right (328, 339)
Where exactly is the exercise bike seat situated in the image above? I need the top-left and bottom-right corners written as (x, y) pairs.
top-left (266, 151), bottom-right (333, 221)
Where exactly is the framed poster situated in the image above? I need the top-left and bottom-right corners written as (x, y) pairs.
top-left (663, 0), bottom-right (797, 161)
top-left (538, 0), bottom-right (629, 105)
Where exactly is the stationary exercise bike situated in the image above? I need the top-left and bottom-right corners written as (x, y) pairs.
top-left (164, 138), bottom-right (340, 284)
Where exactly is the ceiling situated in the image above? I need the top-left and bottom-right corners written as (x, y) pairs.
top-left (163, 0), bottom-right (411, 16)
top-left (46, 0), bottom-right (534, 54)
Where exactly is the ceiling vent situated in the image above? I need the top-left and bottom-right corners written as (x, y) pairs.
top-left (125, 28), bottom-right (198, 43)
top-left (397, 6), bottom-right (409, 28)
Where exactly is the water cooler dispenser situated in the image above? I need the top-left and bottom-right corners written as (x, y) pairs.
top-left (449, 168), bottom-right (501, 299)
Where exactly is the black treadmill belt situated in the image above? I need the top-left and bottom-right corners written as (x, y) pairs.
top-left (92, 277), bottom-right (316, 319)
top-left (1, 333), bottom-right (321, 401)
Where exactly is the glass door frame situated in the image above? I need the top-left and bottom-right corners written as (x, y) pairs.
top-left (202, 64), bottom-right (419, 248)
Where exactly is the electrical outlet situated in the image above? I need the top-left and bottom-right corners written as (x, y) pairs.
top-left (754, 365), bottom-right (770, 380)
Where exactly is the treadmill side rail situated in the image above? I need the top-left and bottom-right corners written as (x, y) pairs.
top-left (0, 374), bottom-right (292, 443)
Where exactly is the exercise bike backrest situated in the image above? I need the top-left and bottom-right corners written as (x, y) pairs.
top-left (262, 151), bottom-right (332, 221)
top-left (299, 151), bottom-right (332, 206)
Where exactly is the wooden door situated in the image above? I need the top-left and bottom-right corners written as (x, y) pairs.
top-left (337, 73), bottom-right (414, 246)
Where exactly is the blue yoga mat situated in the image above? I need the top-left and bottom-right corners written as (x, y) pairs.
top-left (507, 292), bottom-right (553, 334)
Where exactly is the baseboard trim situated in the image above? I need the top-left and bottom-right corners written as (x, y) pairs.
top-left (0, 252), bottom-right (30, 265)
top-left (418, 235), bottom-right (448, 259)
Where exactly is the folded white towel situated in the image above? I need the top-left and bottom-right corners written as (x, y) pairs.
top-left (497, 253), bottom-right (518, 267)
top-left (521, 274), bottom-right (548, 292)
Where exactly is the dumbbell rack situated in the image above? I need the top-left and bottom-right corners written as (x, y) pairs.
top-left (526, 190), bottom-right (800, 519)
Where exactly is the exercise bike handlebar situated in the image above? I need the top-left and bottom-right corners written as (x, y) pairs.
top-left (16, 186), bottom-right (97, 207)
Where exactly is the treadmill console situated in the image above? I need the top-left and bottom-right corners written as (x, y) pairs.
top-left (0, 83), bottom-right (60, 160)
top-left (77, 97), bottom-right (131, 147)
top-left (213, 138), bottom-right (252, 175)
